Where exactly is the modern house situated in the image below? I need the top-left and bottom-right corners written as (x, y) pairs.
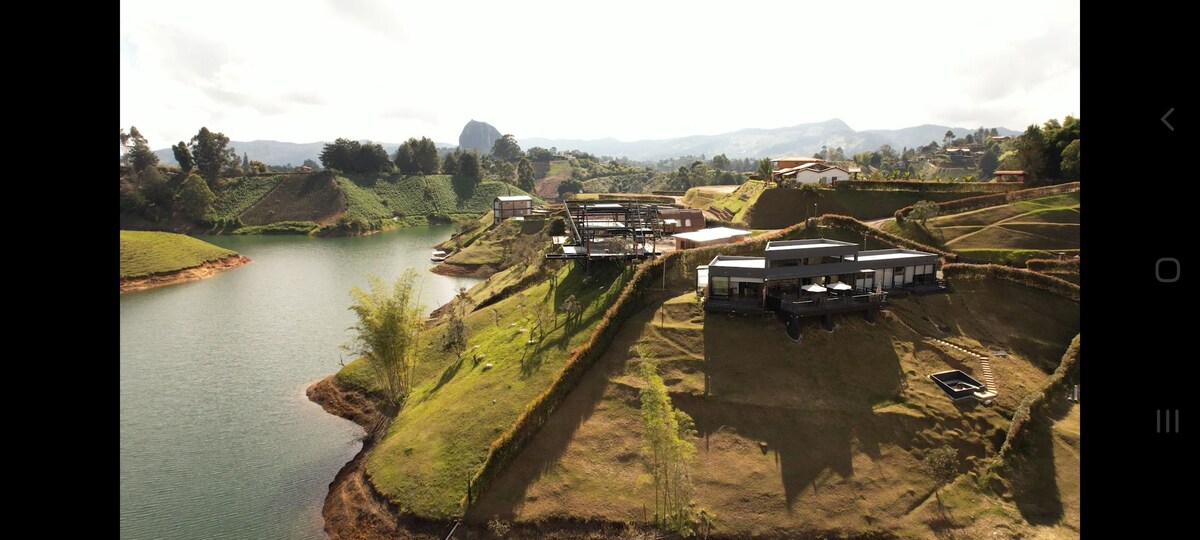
top-left (699, 238), bottom-right (941, 316)
top-left (672, 227), bottom-right (751, 250)
top-left (493, 195), bottom-right (533, 224)
top-left (775, 162), bottom-right (850, 185)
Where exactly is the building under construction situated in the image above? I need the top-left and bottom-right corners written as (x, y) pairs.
top-left (546, 199), bottom-right (670, 266)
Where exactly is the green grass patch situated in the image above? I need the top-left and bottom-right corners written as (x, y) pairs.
top-left (120, 230), bottom-right (237, 278)
top-left (360, 263), bottom-right (631, 518)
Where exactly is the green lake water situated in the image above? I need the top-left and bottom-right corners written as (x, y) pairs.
top-left (119, 226), bottom-right (480, 539)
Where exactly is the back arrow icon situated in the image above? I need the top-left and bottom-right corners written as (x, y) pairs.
top-left (1163, 108), bottom-right (1175, 131)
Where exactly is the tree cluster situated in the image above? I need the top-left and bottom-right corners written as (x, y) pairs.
top-left (394, 137), bottom-right (441, 175)
top-left (319, 138), bottom-right (394, 174)
top-left (1013, 116), bottom-right (1080, 184)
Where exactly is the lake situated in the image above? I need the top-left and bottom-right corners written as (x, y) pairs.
top-left (119, 226), bottom-right (480, 539)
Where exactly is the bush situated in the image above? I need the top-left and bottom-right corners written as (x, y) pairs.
top-left (941, 263), bottom-right (1079, 301)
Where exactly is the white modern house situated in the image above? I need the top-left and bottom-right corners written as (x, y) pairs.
top-left (775, 162), bottom-right (850, 185)
top-left (700, 238), bottom-right (941, 315)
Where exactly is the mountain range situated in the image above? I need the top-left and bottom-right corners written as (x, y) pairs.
top-left (153, 119), bottom-right (1018, 166)
top-left (519, 118), bottom-right (1020, 161)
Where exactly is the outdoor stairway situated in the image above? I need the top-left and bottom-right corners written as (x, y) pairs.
top-left (926, 337), bottom-right (997, 397)
top-left (883, 312), bottom-right (998, 400)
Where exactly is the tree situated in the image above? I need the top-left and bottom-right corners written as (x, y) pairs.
top-left (394, 141), bottom-right (416, 173)
top-left (490, 134), bottom-right (523, 162)
top-left (638, 351), bottom-right (697, 533)
top-left (559, 294), bottom-right (581, 327)
top-left (414, 137), bottom-right (440, 174)
top-left (526, 146), bottom-right (554, 161)
top-left (345, 271), bottom-right (426, 408)
top-left (302, 158), bottom-right (320, 171)
top-left (978, 145), bottom-right (1000, 177)
top-left (493, 161), bottom-right (516, 184)
top-left (139, 165), bottom-right (172, 208)
top-left (352, 142), bottom-right (393, 174)
top-left (189, 127), bottom-right (234, 187)
top-left (910, 200), bottom-right (939, 227)
top-left (321, 138), bottom-right (360, 171)
top-left (557, 178), bottom-right (584, 198)
top-left (172, 142), bottom-right (194, 173)
top-left (943, 130), bottom-right (955, 148)
top-left (921, 444), bottom-right (959, 497)
top-left (241, 152), bottom-right (250, 169)
top-left (458, 151), bottom-right (482, 185)
top-left (123, 126), bottom-right (159, 173)
top-left (442, 150), bottom-right (460, 175)
top-left (755, 158), bottom-right (772, 180)
top-left (444, 287), bottom-right (471, 355)
top-left (517, 157), bottom-right (536, 193)
top-left (711, 153), bottom-right (730, 170)
top-left (1014, 124), bottom-right (1048, 184)
top-left (1060, 139), bottom-right (1080, 180)
top-left (178, 173), bottom-right (215, 222)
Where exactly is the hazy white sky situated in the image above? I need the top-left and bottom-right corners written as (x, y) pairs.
top-left (120, 0), bottom-right (1079, 147)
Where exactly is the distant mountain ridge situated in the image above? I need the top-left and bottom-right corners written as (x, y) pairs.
top-left (519, 119), bottom-right (1020, 161)
top-left (152, 119), bottom-right (1019, 166)
top-left (152, 139), bottom-right (456, 167)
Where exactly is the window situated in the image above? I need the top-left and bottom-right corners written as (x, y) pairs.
top-left (711, 276), bottom-right (730, 296)
top-left (684, 218), bottom-right (691, 227)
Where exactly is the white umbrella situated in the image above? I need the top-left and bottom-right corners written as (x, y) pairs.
top-left (801, 283), bottom-right (827, 293)
top-left (827, 282), bottom-right (852, 291)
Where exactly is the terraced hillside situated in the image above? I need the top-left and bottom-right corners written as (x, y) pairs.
top-left (885, 192), bottom-right (1080, 265)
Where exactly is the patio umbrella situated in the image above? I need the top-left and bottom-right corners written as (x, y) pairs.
top-left (801, 283), bottom-right (827, 293)
top-left (827, 282), bottom-right (853, 291)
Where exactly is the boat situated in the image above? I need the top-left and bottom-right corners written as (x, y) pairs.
top-left (431, 249), bottom-right (447, 262)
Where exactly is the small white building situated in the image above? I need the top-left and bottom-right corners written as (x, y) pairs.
top-left (776, 162), bottom-right (850, 185)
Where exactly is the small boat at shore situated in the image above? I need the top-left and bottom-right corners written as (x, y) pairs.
top-left (431, 249), bottom-right (447, 262)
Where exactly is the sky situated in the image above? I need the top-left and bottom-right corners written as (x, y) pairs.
top-left (120, 0), bottom-right (1080, 147)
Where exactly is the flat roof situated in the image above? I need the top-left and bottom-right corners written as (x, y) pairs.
top-left (709, 256), bottom-right (766, 269)
top-left (992, 170), bottom-right (1027, 175)
top-left (495, 195), bottom-right (532, 202)
top-left (855, 250), bottom-right (934, 262)
top-left (765, 238), bottom-right (857, 252)
top-left (586, 203), bottom-right (624, 209)
top-left (672, 226), bottom-right (751, 242)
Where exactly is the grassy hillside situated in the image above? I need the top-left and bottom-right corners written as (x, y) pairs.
top-left (200, 171), bottom-right (539, 233)
top-left (342, 262), bottom-right (632, 519)
top-left (683, 181), bottom-right (768, 222)
top-left (120, 230), bottom-right (237, 278)
top-left (467, 275), bottom-right (1079, 537)
top-left (884, 192), bottom-right (1080, 265)
top-left (239, 173), bottom-right (345, 225)
top-left (748, 187), bottom-right (995, 228)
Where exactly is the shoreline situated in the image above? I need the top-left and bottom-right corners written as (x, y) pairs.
top-left (120, 254), bottom-right (251, 294)
top-left (305, 377), bottom-right (662, 539)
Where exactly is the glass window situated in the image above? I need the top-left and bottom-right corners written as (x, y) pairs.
top-left (711, 276), bottom-right (729, 296)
